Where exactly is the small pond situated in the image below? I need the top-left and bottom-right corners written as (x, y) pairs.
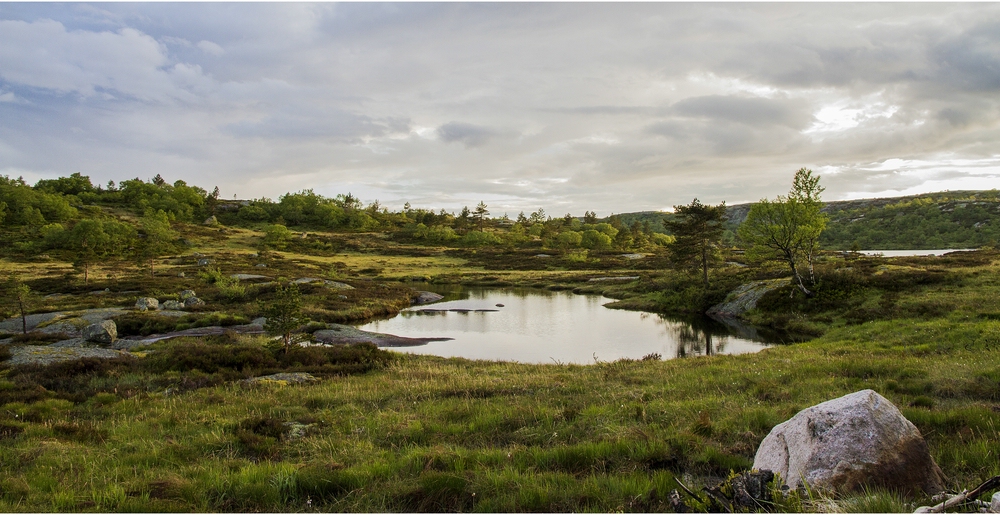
top-left (356, 286), bottom-right (782, 364)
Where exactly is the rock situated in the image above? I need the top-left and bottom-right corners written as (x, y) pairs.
top-left (337, 295), bottom-right (348, 300)
top-left (179, 290), bottom-right (197, 300)
top-left (161, 300), bottom-right (185, 310)
top-left (413, 291), bottom-right (444, 305)
top-left (135, 297), bottom-right (159, 312)
top-left (0, 312), bottom-right (64, 333)
top-left (587, 276), bottom-right (640, 282)
top-left (251, 317), bottom-right (267, 326)
top-left (292, 277), bottom-right (323, 284)
top-left (203, 215), bottom-right (219, 226)
top-left (184, 297), bottom-right (205, 308)
top-left (535, 254), bottom-right (552, 258)
top-left (82, 320), bottom-right (117, 344)
top-left (991, 492), bottom-right (1000, 513)
top-left (324, 280), bottom-right (354, 290)
top-left (495, 303), bottom-right (505, 307)
top-left (255, 263), bottom-right (268, 268)
top-left (231, 274), bottom-right (269, 281)
top-left (197, 258), bottom-right (211, 266)
top-left (177, 272), bottom-right (186, 278)
top-left (753, 389), bottom-right (945, 495)
top-left (243, 372), bottom-right (319, 386)
top-left (707, 278), bottom-right (791, 318)
top-left (620, 253), bottom-right (645, 259)
top-left (6, 346), bottom-right (128, 366)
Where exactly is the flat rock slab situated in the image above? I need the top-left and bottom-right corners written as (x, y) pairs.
top-left (312, 324), bottom-right (452, 347)
top-left (620, 254), bottom-right (645, 259)
top-left (6, 346), bottom-right (130, 366)
top-left (324, 281), bottom-right (354, 289)
top-left (130, 324), bottom-right (265, 345)
top-left (232, 274), bottom-right (271, 281)
top-left (587, 276), bottom-right (640, 282)
top-left (1, 308), bottom-right (129, 335)
top-left (243, 372), bottom-right (319, 386)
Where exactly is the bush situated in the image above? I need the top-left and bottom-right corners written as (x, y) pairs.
top-left (142, 342), bottom-right (278, 374)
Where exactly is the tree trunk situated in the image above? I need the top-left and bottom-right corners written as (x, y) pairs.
top-left (786, 252), bottom-right (814, 297)
top-left (18, 299), bottom-right (27, 335)
top-left (701, 245), bottom-right (710, 288)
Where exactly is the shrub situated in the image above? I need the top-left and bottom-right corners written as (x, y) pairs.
top-left (142, 342), bottom-right (278, 374)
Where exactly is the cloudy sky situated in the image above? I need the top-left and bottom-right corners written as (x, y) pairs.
top-left (2, 3), bottom-right (1000, 215)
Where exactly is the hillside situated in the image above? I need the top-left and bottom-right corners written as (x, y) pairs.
top-left (611, 190), bottom-right (1000, 250)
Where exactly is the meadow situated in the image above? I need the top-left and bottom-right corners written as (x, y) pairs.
top-left (2, 222), bottom-right (1000, 512)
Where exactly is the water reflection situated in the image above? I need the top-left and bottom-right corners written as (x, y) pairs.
top-left (357, 286), bottom-right (780, 364)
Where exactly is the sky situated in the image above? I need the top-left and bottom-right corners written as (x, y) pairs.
top-left (1, 3), bottom-right (1000, 216)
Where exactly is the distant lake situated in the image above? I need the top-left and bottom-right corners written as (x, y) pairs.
top-left (859, 249), bottom-right (975, 257)
top-left (356, 286), bottom-right (780, 364)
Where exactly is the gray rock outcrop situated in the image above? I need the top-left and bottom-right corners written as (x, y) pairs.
top-left (753, 389), bottom-right (945, 495)
top-left (197, 258), bottom-right (211, 266)
top-left (161, 300), bottom-right (185, 310)
top-left (203, 215), bottom-right (219, 226)
top-left (184, 297), bottom-right (205, 307)
top-left (707, 278), bottom-right (791, 318)
top-left (413, 291), bottom-right (444, 305)
top-left (179, 290), bottom-right (197, 300)
top-left (82, 320), bottom-right (117, 344)
top-left (135, 297), bottom-right (159, 312)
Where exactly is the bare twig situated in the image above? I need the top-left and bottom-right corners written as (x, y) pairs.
top-left (674, 477), bottom-right (700, 500)
top-left (914, 475), bottom-right (1000, 513)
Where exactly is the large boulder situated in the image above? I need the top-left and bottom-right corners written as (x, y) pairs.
top-left (184, 296), bottom-right (205, 308)
top-left (135, 297), bottom-right (159, 312)
top-left (707, 278), bottom-right (791, 317)
top-left (82, 320), bottom-right (117, 344)
top-left (179, 290), bottom-right (197, 300)
top-left (753, 389), bottom-right (945, 495)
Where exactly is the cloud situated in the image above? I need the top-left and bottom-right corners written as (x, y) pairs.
top-left (1, 4), bottom-right (1000, 215)
top-left (437, 122), bottom-right (499, 148)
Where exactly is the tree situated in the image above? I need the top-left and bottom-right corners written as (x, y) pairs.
top-left (584, 211), bottom-right (598, 224)
top-left (264, 283), bottom-right (306, 351)
top-left (134, 210), bottom-right (178, 276)
top-left (2, 275), bottom-right (37, 335)
top-left (738, 168), bottom-right (828, 296)
top-left (473, 201), bottom-right (490, 231)
top-left (664, 198), bottom-right (728, 288)
top-left (67, 219), bottom-right (110, 284)
top-left (262, 224), bottom-right (293, 249)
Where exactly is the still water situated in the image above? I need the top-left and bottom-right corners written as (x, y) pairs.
top-left (859, 249), bottom-right (974, 257)
top-left (356, 286), bottom-right (777, 364)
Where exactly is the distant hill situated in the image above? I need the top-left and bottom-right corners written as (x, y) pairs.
top-left (608, 190), bottom-right (1000, 250)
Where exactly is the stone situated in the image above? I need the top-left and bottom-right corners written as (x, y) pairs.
top-left (991, 492), bottom-right (1000, 513)
top-left (161, 300), bottom-right (185, 310)
top-left (243, 372), bottom-right (318, 386)
top-left (184, 297), bottom-right (205, 307)
top-left (203, 215), bottom-right (219, 226)
top-left (292, 277), bottom-right (323, 284)
top-left (324, 280), bottom-right (354, 290)
top-left (587, 276), bottom-right (640, 282)
top-left (5, 346), bottom-right (128, 366)
top-left (197, 258), bottom-right (211, 266)
top-left (255, 263), bottom-right (268, 268)
top-left (231, 274), bottom-right (269, 281)
top-left (707, 278), bottom-right (791, 318)
top-left (413, 291), bottom-right (444, 305)
top-left (753, 389), bottom-right (945, 495)
top-left (179, 290), bottom-right (197, 300)
top-left (251, 317), bottom-right (267, 326)
top-left (135, 297), bottom-right (159, 312)
top-left (177, 272), bottom-right (186, 278)
top-left (82, 320), bottom-right (117, 344)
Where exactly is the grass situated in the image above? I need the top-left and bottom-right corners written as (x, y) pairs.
top-left (3, 225), bottom-right (1000, 511)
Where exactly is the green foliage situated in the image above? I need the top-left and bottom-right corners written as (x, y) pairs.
top-left (665, 198), bottom-right (728, 287)
top-left (0, 175), bottom-right (77, 227)
top-left (134, 210), bottom-right (178, 275)
top-left (460, 230), bottom-right (502, 247)
top-left (1, 275), bottom-right (37, 334)
top-left (262, 224), bottom-right (293, 249)
top-left (580, 229), bottom-right (612, 250)
top-left (738, 168), bottom-right (827, 295)
top-left (264, 284), bottom-right (306, 350)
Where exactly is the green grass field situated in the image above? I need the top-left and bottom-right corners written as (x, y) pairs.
top-left (2, 228), bottom-right (999, 512)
